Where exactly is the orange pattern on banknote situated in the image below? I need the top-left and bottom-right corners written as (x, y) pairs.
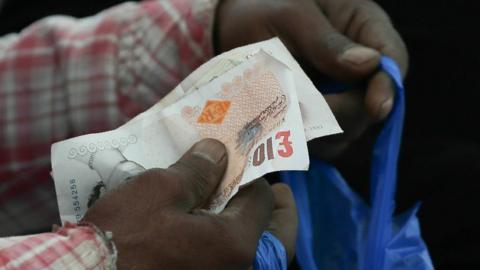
top-left (197, 100), bottom-right (231, 124)
top-left (183, 61), bottom-right (289, 210)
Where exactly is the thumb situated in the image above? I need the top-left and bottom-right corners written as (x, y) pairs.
top-left (167, 139), bottom-right (228, 211)
top-left (274, 3), bottom-right (380, 81)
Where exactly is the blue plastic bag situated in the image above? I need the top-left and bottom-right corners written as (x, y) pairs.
top-left (278, 57), bottom-right (434, 270)
top-left (254, 231), bottom-right (288, 270)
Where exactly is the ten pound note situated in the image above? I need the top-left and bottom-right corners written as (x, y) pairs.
top-left (51, 39), bottom-right (342, 224)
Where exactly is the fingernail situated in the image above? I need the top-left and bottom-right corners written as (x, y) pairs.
top-left (378, 98), bottom-right (394, 120)
top-left (341, 47), bottom-right (379, 66)
top-left (191, 139), bottom-right (227, 164)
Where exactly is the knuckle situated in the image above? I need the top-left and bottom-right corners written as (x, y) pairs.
top-left (139, 168), bottom-right (167, 179)
top-left (354, 1), bottom-right (392, 28)
top-left (138, 168), bottom-right (185, 198)
top-left (135, 168), bottom-right (168, 187)
top-left (268, 0), bottom-right (297, 21)
top-left (171, 161), bottom-right (210, 202)
top-left (323, 32), bottom-right (350, 52)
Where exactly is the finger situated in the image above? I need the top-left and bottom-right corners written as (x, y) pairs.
top-left (218, 179), bottom-right (274, 260)
top-left (315, 0), bottom-right (407, 121)
top-left (308, 89), bottom-right (370, 160)
top-left (164, 180), bottom-right (272, 268)
top-left (167, 138), bottom-right (228, 211)
top-left (267, 183), bottom-right (298, 264)
top-left (317, 0), bottom-right (409, 77)
top-left (359, 16), bottom-right (402, 121)
top-left (348, 1), bottom-right (409, 77)
top-left (346, 2), bottom-right (403, 121)
top-left (365, 71), bottom-right (395, 121)
top-left (271, 1), bottom-right (381, 81)
top-left (308, 89), bottom-right (370, 159)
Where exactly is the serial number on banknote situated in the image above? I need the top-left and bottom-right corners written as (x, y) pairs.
top-left (69, 179), bottom-right (83, 222)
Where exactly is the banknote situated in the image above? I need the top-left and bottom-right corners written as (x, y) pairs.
top-left (126, 38), bottom-right (343, 141)
top-left (52, 51), bottom-right (312, 223)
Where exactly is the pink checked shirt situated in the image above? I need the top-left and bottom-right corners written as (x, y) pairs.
top-left (0, 0), bottom-right (218, 268)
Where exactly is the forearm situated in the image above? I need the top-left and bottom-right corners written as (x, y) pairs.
top-left (0, 0), bottom-right (218, 146)
top-left (0, 0), bottom-right (219, 237)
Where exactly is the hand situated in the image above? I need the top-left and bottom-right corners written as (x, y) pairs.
top-left (82, 139), bottom-right (297, 269)
top-left (216, 0), bottom-right (408, 159)
top-left (266, 183), bottom-right (298, 264)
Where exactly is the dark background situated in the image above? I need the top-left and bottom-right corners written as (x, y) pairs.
top-left (0, 0), bottom-right (478, 268)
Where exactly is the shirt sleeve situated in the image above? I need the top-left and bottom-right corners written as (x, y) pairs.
top-left (0, 223), bottom-right (117, 269)
top-left (0, 0), bottom-right (219, 235)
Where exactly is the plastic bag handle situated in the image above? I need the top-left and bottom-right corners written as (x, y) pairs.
top-left (362, 56), bottom-right (405, 270)
top-left (253, 231), bottom-right (288, 270)
top-left (258, 57), bottom-right (405, 270)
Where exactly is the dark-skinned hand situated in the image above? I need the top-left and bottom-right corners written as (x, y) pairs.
top-left (216, 0), bottom-right (408, 159)
top-left (83, 139), bottom-right (297, 269)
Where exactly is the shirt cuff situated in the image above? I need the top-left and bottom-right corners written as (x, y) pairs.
top-left (56, 222), bottom-right (118, 269)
